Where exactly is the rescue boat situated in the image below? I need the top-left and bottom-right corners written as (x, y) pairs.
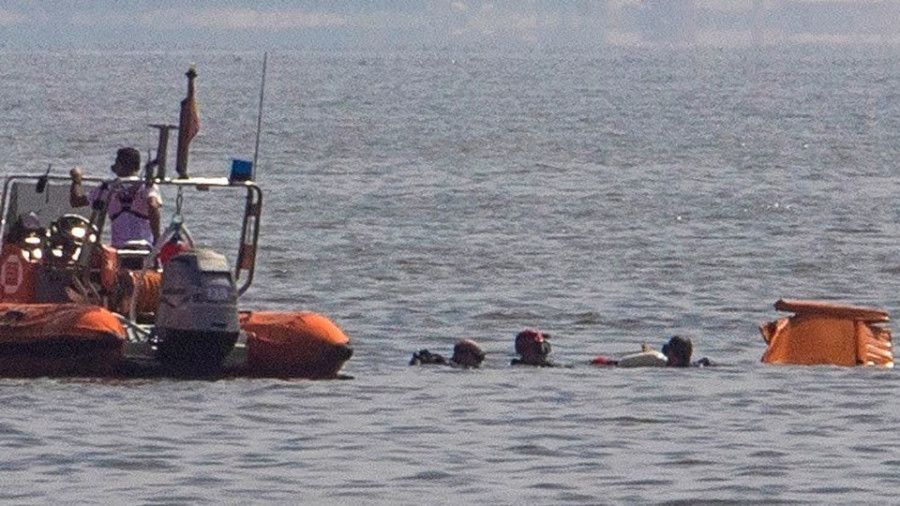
top-left (0, 66), bottom-right (353, 379)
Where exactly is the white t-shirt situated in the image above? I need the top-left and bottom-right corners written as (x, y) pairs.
top-left (89, 181), bottom-right (161, 248)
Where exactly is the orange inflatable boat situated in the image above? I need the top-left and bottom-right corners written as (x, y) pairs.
top-left (0, 67), bottom-right (352, 379)
top-left (0, 303), bottom-right (354, 379)
top-left (759, 299), bottom-right (893, 367)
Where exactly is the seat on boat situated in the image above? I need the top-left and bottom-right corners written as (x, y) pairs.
top-left (759, 299), bottom-right (893, 367)
top-left (115, 240), bottom-right (153, 270)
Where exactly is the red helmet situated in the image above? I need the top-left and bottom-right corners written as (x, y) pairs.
top-left (515, 329), bottom-right (550, 356)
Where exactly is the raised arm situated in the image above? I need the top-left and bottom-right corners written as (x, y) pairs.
top-left (69, 167), bottom-right (89, 207)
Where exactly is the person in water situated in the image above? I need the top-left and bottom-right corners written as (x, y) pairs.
top-left (69, 147), bottom-right (162, 248)
top-left (666, 335), bottom-right (713, 367)
top-left (511, 329), bottom-right (560, 367)
top-left (410, 339), bottom-right (485, 368)
top-left (592, 335), bottom-right (711, 367)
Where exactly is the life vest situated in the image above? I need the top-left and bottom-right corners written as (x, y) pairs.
top-left (107, 183), bottom-right (150, 222)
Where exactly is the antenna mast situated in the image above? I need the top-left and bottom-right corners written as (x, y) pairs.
top-left (252, 52), bottom-right (268, 180)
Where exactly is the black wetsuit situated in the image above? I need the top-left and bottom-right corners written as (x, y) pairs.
top-left (510, 358), bottom-right (563, 367)
top-left (409, 349), bottom-right (448, 366)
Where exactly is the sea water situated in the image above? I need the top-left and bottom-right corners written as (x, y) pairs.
top-left (2, 46), bottom-right (900, 504)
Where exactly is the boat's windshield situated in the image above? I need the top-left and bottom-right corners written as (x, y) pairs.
top-left (3, 179), bottom-right (92, 234)
top-left (0, 174), bottom-right (261, 295)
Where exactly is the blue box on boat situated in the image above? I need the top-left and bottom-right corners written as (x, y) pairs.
top-left (230, 159), bottom-right (252, 182)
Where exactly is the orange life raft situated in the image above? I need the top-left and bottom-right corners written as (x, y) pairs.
top-left (0, 302), bottom-right (127, 377)
top-left (759, 299), bottom-right (893, 367)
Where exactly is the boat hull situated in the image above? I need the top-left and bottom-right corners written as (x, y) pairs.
top-left (0, 304), bottom-right (352, 379)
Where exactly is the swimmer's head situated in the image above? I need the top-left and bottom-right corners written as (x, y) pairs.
top-left (451, 339), bottom-right (485, 368)
top-left (662, 335), bottom-right (693, 367)
top-left (514, 329), bottom-right (551, 365)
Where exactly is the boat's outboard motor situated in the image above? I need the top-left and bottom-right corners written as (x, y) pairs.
top-left (154, 248), bottom-right (239, 374)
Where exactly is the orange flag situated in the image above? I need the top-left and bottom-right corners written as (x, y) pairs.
top-left (175, 66), bottom-right (200, 179)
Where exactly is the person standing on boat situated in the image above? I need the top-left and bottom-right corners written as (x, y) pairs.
top-left (69, 147), bottom-right (161, 248)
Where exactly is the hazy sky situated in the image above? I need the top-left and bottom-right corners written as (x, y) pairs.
top-left (0, 1), bottom-right (897, 50)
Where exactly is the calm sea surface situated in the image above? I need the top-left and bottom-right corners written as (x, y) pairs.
top-left (2, 46), bottom-right (900, 504)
